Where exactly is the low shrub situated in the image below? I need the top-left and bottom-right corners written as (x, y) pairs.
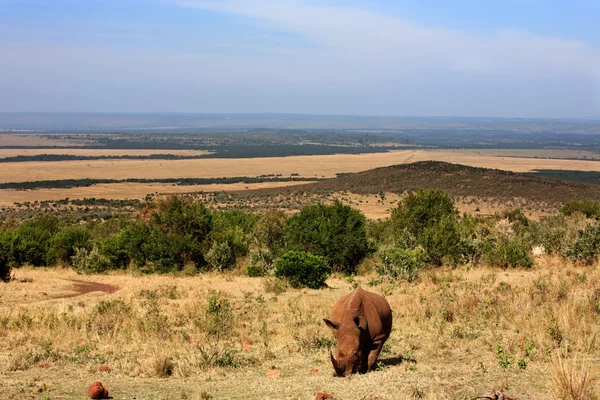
top-left (71, 246), bottom-right (111, 274)
top-left (47, 225), bottom-right (91, 266)
top-left (482, 238), bottom-right (533, 268)
top-left (564, 225), bottom-right (600, 265)
top-left (205, 241), bottom-right (236, 271)
top-left (274, 251), bottom-right (330, 289)
top-left (375, 245), bottom-right (427, 282)
top-left (245, 248), bottom-right (274, 277)
top-left (560, 200), bottom-right (600, 219)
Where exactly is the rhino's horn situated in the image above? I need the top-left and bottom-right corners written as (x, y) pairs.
top-left (330, 350), bottom-right (344, 377)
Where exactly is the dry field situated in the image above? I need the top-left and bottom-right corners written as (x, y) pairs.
top-left (0, 134), bottom-right (86, 147)
top-left (2, 150), bottom-right (600, 185)
top-left (0, 149), bottom-right (211, 158)
top-left (0, 182), bottom-right (314, 208)
top-left (1, 260), bottom-right (599, 400)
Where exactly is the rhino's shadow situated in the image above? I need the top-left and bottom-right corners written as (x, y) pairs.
top-left (379, 354), bottom-right (416, 367)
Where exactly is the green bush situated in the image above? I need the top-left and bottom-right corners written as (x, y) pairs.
top-left (376, 245), bottom-right (427, 282)
top-left (284, 201), bottom-right (368, 274)
top-left (253, 210), bottom-right (287, 254)
top-left (560, 200), bottom-right (600, 219)
top-left (274, 251), bottom-right (330, 289)
top-left (245, 248), bottom-right (274, 277)
top-left (391, 189), bottom-right (461, 265)
top-left (12, 215), bottom-right (60, 267)
top-left (205, 241), bottom-right (236, 271)
top-left (71, 246), bottom-right (111, 274)
top-left (529, 215), bottom-right (584, 253)
top-left (564, 225), bottom-right (600, 265)
top-left (47, 225), bottom-right (91, 266)
top-left (211, 210), bottom-right (259, 257)
top-left (0, 230), bottom-right (13, 282)
top-left (482, 238), bottom-right (533, 268)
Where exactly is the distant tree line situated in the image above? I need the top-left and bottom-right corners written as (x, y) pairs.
top-left (0, 176), bottom-right (323, 190)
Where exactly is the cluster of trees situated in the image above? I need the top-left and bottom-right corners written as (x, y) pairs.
top-left (1, 191), bottom-right (600, 287)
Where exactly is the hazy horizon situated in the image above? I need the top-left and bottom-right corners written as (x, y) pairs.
top-left (1, 1), bottom-right (599, 118)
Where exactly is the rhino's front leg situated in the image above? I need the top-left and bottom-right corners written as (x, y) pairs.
top-left (366, 340), bottom-right (384, 372)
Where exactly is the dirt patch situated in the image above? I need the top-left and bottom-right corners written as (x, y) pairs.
top-left (61, 279), bottom-right (119, 298)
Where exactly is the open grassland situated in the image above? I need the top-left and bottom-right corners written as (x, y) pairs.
top-left (0, 134), bottom-right (87, 147)
top-left (0, 149), bottom-right (211, 158)
top-left (3, 150), bottom-right (600, 184)
top-left (1, 261), bottom-right (599, 400)
top-left (0, 181), bottom-right (314, 208)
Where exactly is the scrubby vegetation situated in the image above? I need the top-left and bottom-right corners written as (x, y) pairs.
top-left (1, 191), bottom-right (600, 282)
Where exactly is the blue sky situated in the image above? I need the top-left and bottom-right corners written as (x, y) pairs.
top-left (1, 0), bottom-right (599, 118)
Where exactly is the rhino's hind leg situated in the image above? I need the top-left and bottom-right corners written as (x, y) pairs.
top-left (366, 340), bottom-right (385, 372)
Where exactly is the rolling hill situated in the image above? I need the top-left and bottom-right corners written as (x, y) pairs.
top-left (262, 161), bottom-right (600, 204)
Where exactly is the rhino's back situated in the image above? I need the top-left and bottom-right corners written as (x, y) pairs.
top-left (331, 288), bottom-right (392, 338)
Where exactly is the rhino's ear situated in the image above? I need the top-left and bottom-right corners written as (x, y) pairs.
top-left (353, 316), bottom-right (367, 331)
top-left (323, 319), bottom-right (338, 331)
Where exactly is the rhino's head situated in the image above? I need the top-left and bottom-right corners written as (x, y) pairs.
top-left (324, 316), bottom-right (366, 377)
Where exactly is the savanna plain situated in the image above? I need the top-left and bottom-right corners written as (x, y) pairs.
top-left (1, 129), bottom-right (600, 400)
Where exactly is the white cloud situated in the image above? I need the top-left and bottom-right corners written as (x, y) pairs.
top-left (176, 0), bottom-right (600, 80)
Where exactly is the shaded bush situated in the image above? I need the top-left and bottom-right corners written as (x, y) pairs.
top-left (253, 210), bottom-right (287, 254)
top-left (284, 201), bottom-right (368, 274)
top-left (47, 225), bottom-right (91, 266)
top-left (12, 215), bottom-right (60, 266)
top-left (274, 251), bottom-right (330, 289)
top-left (0, 230), bottom-right (13, 282)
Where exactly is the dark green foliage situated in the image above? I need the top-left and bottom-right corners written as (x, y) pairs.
top-left (12, 215), bottom-right (60, 266)
top-left (564, 225), bottom-right (600, 265)
top-left (0, 230), bottom-right (13, 282)
top-left (274, 251), bottom-right (330, 289)
top-left (253, 210), bottom-right (287, 254)
top-left (210, 210), bottom-right (259, 257)
top-left (560, 200), bottom-right (600, 219)
top-left (47, 225), bottom-right (91, 266)
top-left (246, 249), bottom-right (274, 277)
top-left (391, 189), bottom-right (461, 265)
top-left (284, 201), bottom-right (368, 274)
top-left (146, 197), bottom-right (213, 271)
top-left (482, 238), bottom-right (534, 268)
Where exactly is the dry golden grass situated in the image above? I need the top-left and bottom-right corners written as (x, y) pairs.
top-left (3, 149), bottom-right (600, 184)
top-left (1, 257), bottom-right (599, 399)
top-left (0, 181), bottom-right (314, 207)
top-left (0, 134), bottom-right (85, 147)
top-left (0, 149), bottom-right (211, 157)
top-left (549, 354), bottom-right (597, 400)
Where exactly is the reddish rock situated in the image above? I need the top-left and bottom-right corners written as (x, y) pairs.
top-left (39, 292), bottom-right (48, 296)
top-left (315, 393), bottom-right (332, 399)
top-left (37, 362), bottom-right (49, 368)
top-left (311, 368), bottom-right (319, 374)
top-left (244, 345), bottom-right (252, 352)
top-left (235, 305), bottom-right (242, 310)
top-left (98, 365), bottom-right (111, 372)
top-left (288, 347), bottom-right (300, 353)
top-left (241, 338), bottom-right (252, 345)
top-left (266, 370), bottom-right (281, 378)
top-left (87, 382), bottom-right (109, 399)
